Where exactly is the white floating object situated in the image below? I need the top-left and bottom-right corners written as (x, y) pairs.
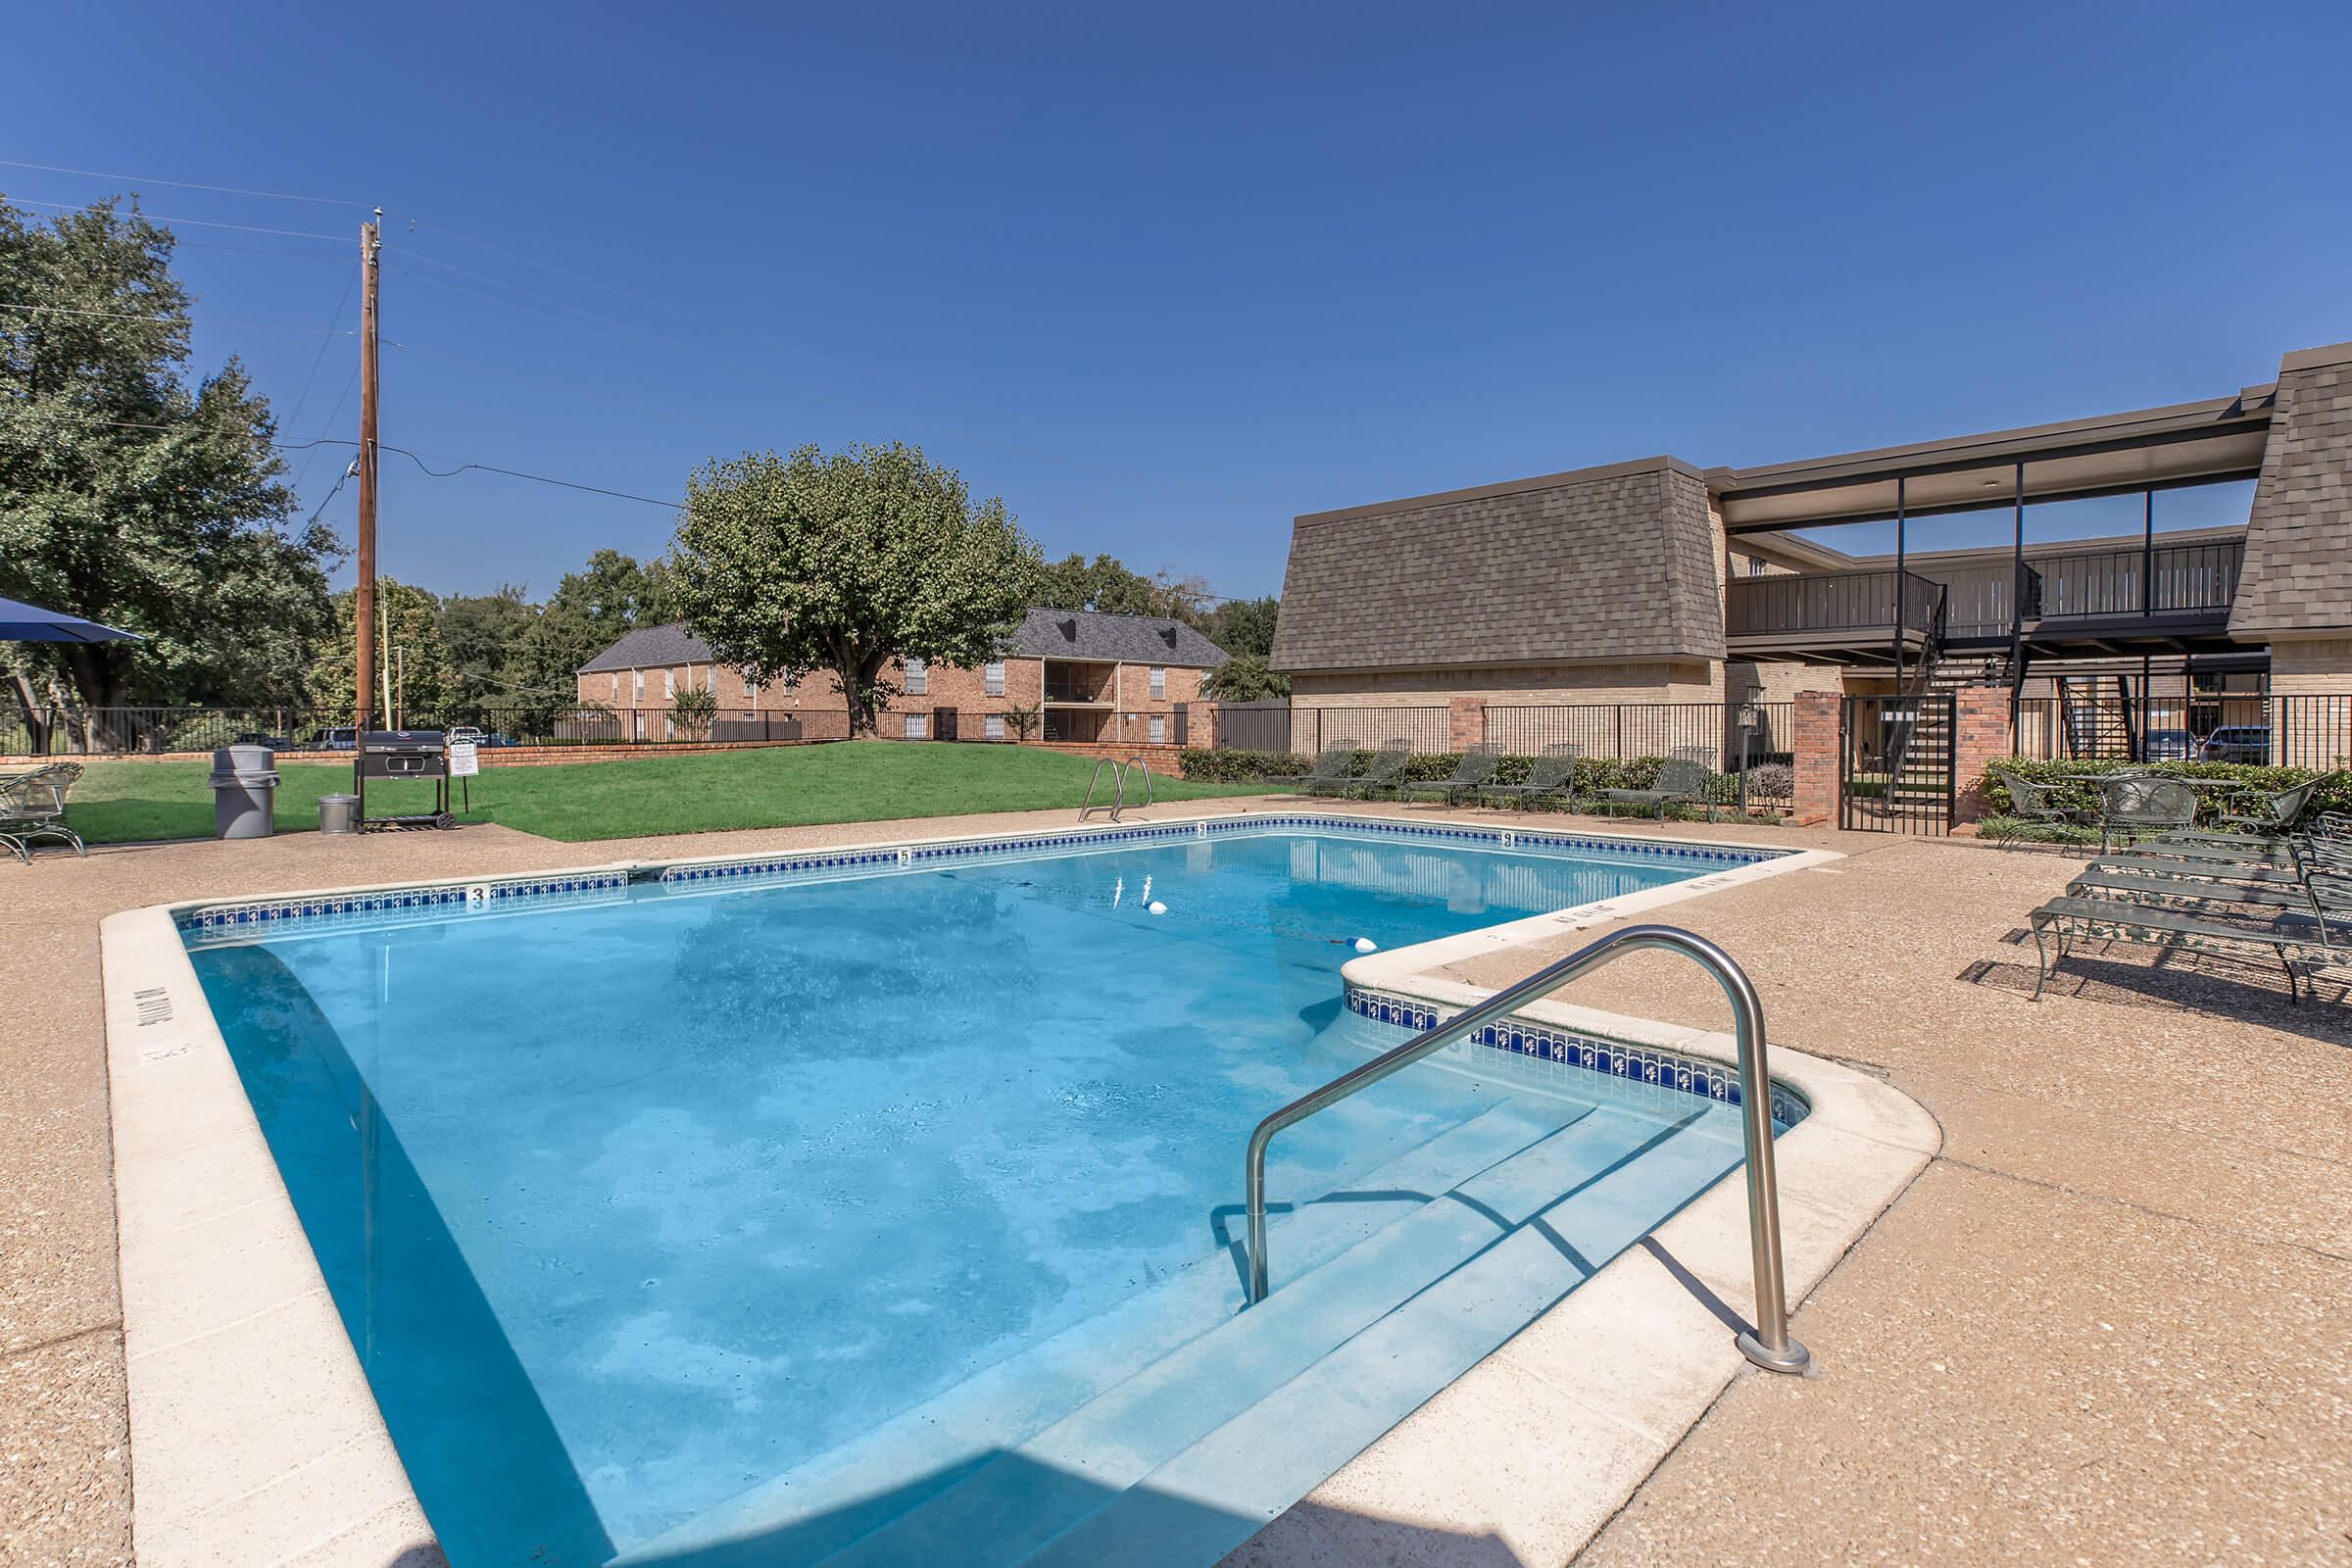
top-left (1352, 937), bottom-right (1379, 954)
top-left (1147, 901), bottom-right (1168, 915)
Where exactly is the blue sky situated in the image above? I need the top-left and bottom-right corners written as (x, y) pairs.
top-left (8, 1), bottom-right (2347, 598)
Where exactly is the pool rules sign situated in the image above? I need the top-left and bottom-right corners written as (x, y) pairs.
top-left (448, 741), bottom-right (479, 778)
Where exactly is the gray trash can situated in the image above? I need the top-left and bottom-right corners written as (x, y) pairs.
top-left (318, 793), bottom-right (362, 837)
top-left (208, 745), bottom-right (279, 840)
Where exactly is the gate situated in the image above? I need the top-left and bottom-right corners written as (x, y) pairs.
top-left (933, 707), bottom-right (957, 742)
top-left (1838, 693), bottom-right (1954, 834)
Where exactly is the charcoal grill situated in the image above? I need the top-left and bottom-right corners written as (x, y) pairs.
top-left (355, 730), bottom-right (454, 828)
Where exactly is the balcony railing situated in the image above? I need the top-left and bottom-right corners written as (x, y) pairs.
top-left (2025, 540), bottom-right (2243, 621)
top-left (1726, 569), bottom-right (1945, 642)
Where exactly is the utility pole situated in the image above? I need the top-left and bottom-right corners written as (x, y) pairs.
top-left (354, 209), bottom-right (382, 743)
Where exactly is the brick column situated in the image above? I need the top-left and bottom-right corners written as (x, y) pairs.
top-left (1790, 691), bottom-right (1840, 826)
top-left (1446, 696), bottom-right (1485, 753)
top-left (1950, 685), bottom-right (2015, 823)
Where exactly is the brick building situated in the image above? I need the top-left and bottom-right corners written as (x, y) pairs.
top-left (1273, 340), bottom-right (2352, 758)
top-left (575, 608), bottom-right (1228, 746)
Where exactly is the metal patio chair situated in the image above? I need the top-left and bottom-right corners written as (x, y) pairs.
top-left (1988, 765), bottom-right (2093, 834)
top-left (1473, 743), bottom-right (1582, 811)
top-left (1342, 738), bottom-right (1415, 801)
top-left (1596, 756), bottom-right (1709, 821)
top-left (2093, 775), bottom-right (2198, 855)
top-left (1280, 744), bottom-right (1359, 797)
top-left (0, 762), bottom-right (86, 862)
top-left (1396, 742), bottom-right (1501, 807)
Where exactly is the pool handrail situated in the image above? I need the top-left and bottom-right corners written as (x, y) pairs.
top-left (1078, 756), bottom-right (1156, 822)
top-left (1240, 922), bottom-right (1811, 1375)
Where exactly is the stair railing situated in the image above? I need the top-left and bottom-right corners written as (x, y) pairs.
top-left (1881, 585), bottom-right (1948, 802)
top-left (1239, 924), bottom-right (1811, 1375)
top-left (1078, 756), bottom-right (1157, 822)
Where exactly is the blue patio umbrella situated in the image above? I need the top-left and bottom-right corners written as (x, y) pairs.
top-left (0, 596), bottom-right (142, 643)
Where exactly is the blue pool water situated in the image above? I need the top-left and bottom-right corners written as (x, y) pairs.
top-left (186, 824), bottom-right (1773, 1567)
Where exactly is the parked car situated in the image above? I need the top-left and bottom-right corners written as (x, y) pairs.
top-left (2201, 725), bottom-right (2270, 763)
top-left (2139, 728), bottom-right (2197, 761)
top-left (312, 726), bottom-right (358, 752)
top-left (446, 725), bottom-right (486, 747)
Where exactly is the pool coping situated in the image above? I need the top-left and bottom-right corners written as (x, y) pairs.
top-left (98, 807), bottom-right (1880, 1566)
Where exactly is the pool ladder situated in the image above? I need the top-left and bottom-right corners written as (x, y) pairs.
top-left (1079, 756), bottom-right (1154, 822)
top-left (1241, 923), bottom-right (1811, 1375)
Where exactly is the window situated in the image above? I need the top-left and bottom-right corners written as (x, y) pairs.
top-left (1149, 714), bottom-right (1165, 744)
top-left (1150, 665), bottom-right (1166, 700)
top-left (632, 670), bottom-right (644, 702)
top-left (905, 656), bottom-right (927, 696)
top-left (984, 661), bottom-right (1004, 697)
top-left (609, 673), bottom-right (619, 700)
top-left (746, 676), bottom-right (760, 706)
top-left (663, 669), bottom-right (675, 700)
top-left (985, 713), bottom-right (1005, 741)
top-left (904, 712), bottom-right (928, 740)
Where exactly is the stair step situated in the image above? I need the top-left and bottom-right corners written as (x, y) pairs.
top-left (614, 1096), bottom-right (1578, 1566)
top-left (1014, 1109), bottom-right (1755, 1568)
top-left (814, 1107), bottom-right (1725, 1568)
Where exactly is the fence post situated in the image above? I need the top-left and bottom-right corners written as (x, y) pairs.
top-left (1790, 692), bottom-right (1840, 827)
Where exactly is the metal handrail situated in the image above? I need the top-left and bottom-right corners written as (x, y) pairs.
top-left (1124, 756), bottom-right (1153, 814)
top-left (1079, 758), bottom-right (1123, 820)
top-left (1241, 923), bottom-right (1811, 1375)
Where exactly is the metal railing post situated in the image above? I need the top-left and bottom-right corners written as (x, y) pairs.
top-left (1241, 924), bottom-right (1810, 1375)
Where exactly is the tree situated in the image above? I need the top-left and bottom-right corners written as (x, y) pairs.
top-left (1001, 702), bottom-right (1040, 742)
top-left (308, 579), bottom-right (457, 727)
top-left (436, 585), bottom-right (534, 708)
top-left (1201, 653), bottom-right (1290, 701)
top-left (0, 196), bottom-right (337, 739)
top-left (1200, 595), bottom-right (1279, 658)
top-left (1034, 553), bottom-right (1211, 624)
top-left (670, 443), bottom-right (1040, 736)
top-left (669, 684), bottom-right (718, 740)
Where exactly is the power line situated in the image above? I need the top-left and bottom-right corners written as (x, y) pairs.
top-left (6, 196), bottom-right (350, 243)
top-left (0, 158), bottom-right (360, 208)
top-left (381, 444), bottom-right (676, 509)
top-left (290, 361), bottom-right (363, 490)
top-left (284, 269), bottom-right (361, 431)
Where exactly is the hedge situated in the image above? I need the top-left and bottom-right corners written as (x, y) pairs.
top-left (1975, 757), bottom-right (2352, 828)
top-left (1178, 748), bottom-right (1789, 820)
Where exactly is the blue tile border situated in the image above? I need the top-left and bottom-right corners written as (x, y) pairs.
top-left (1346, 985), bottom-right (1808, 1132)
top-left (654, 812), bottom-right (1785, 893)
top-left (171, 813), bottom-right (1786, 947)
top-left (174, 869), bottom-right (630, 946)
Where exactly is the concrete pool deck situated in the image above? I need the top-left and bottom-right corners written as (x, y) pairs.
top-left (5, 798), bottom-right (2348, 1564)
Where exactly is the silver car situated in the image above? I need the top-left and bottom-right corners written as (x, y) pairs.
top-left (2200, 725), bottom-right (2270, 763)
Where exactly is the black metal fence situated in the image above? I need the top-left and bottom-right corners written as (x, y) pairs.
top-left (2012, 692), bottom-right (2277, 764)
top-left (1267, 706), bottom-right (1452, 755)
top-left (1485, 702), bottom-right (1794, 771)
top-left (1208, 701), bottom-right (1292, 752)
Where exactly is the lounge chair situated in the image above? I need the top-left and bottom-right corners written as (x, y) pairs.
top-left (1474, 743), bottom-right (1582, 811)
top-left (2028, 893), bottom-right (2340, 1003)
top-left (1276, 744), bottom-right (1357, 795)
top-left (2167, 775), bottom-right (2333, 843)
top-left (1989, 765), bottom-right (2094, 834)
top-left (1343, 738), bottom-right (1415, 801)
top-left (0, 762), bottom-right (85, 862)
top-left (1396, 743), bottom-right (1501, 807)
top-left (2093, 775), bottom-right (2198, 855)
top-left (1595, 756), bottom-right (1709, 821)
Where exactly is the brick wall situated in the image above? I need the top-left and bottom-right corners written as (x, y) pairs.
top-left (1790, 691), bottom-right (1840, 826)
top-left (1949, 685), bottom-right (2015, 823)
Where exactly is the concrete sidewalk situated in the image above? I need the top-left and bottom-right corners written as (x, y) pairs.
top-left (4, 803), bottom-right (2346, 1565)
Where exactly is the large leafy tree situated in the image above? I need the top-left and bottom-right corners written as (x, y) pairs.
top-left (308, 578), bottom-right (457, 726)
top-left (1200, 595), bottom-right (1280, 658)
top-left (1035, 552), bottom-right (1212, 623)
top-left (1201, 653), bottom-right (1289, 701)
top-left (0, 196), bottom-right (337, 736)
top-left (670, 443), bottom-right (1040, 735)
top-left (436, 584), bottom-right (534, 707)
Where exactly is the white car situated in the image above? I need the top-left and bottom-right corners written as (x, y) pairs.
top-left (445, 725), bottom-right (486, 747)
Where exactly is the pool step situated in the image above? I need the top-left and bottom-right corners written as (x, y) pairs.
top-left (804, 1106), bottom-right (1743, 1568)
top-left (613, 1098), bottom-right (1574, 1566)
top-left (1016, 1110), bottom-right (1749, 1567)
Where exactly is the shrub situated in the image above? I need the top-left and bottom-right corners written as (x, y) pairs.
top-left (1179, 747), bottom-right (1787, 821)
top-left (1976, 757), bottom-right (2352, 826)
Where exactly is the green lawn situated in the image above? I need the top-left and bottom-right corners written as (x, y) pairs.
top-left (63, 743), bottom-right (1290, 846)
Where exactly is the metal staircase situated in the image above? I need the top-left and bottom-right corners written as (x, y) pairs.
top-left (2057, 673), bottom-right (2136, 760)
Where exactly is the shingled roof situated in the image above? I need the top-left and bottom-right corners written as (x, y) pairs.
top-left (2230, 341), bottom-right (2352, 637)
top-left (577, 608), bottom-right (1228, 675)
top-left (1270, 456), bottom-right (1727, 673)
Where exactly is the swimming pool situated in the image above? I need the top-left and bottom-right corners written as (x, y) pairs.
top-left (179, 817), bottom-right (1799, 1567)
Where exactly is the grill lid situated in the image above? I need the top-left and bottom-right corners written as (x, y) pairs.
top-left (362, 729), bottom-right (446, 753)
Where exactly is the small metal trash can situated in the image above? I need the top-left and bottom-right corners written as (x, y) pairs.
top-left (318, 793), bottom-right (362, 837)
top-left (208, 745), bottom-right (279, 840)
